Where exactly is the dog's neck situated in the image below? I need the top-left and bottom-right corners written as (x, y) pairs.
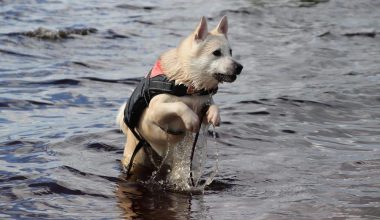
top-left (159, 48), bottom-right (218, 91)
top-left (150, 59), bottom-right (213, 95)
top-left (159, 48), bottom-right (190, 85)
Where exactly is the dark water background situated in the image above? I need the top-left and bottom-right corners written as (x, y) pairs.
top-left (1, 0), bottom-right (380, 219)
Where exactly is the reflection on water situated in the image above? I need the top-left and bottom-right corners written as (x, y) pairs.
top-left (116, 178), bottom-right (194, 219)
top-left (1, 0), bottom-right (380, 219)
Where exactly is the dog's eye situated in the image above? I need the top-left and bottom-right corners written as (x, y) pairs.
top-left (230, 49), bottom-right (232, 56)
top-left (212, 49), bottom-right (222, 57)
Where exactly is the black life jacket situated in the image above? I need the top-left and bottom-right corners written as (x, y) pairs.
top-left (123, 60), bottom-right (217, 131)
top-left (122, 60), bottom-right (218, 176)
top-left (123, 74), bottom-right (188, 130)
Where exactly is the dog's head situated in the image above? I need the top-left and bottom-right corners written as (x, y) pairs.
top-left (176, 16), bottom-right (243, 90)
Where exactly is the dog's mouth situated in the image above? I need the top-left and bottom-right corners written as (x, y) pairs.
top-left (213, 73), bottom-right (237, 83)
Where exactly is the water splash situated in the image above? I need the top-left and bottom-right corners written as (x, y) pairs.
top-left (166, 133), bottom-right (194, 191)
top-left (148, 143), bottom-right (170, 182)
top-left (145, 124), bottom-right (219, 192)
top-left (204, 125), bottom-right (219, 187)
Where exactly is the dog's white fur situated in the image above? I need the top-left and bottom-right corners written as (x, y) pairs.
top-left (116, 16), bottom-right (242, 176)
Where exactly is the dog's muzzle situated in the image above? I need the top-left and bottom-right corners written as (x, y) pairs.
top-left (213, 62), bottom-right (243, 83)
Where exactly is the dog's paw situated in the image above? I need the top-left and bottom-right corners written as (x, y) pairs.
top-left (206, 105), bottom-right (220, 127)
top-left (183, 111), bottom-right (200, 132)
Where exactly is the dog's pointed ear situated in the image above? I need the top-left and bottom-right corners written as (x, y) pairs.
top-left (194, 16), bottom-right (208, 41)
top-left (213, 15), bottom-right (228, 36)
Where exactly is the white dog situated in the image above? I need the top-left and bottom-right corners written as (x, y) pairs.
top-left (116, 16), bottom-right (243, 179)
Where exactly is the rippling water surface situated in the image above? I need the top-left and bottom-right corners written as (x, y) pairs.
top-left (1, 0), bottom-right (380, 219)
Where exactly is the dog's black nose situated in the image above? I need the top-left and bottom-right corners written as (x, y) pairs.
top-left (234, 62), bottom-right (243, 75)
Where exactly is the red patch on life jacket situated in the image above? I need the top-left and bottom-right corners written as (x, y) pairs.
top-left (150, 60), bottom-right (164, 78)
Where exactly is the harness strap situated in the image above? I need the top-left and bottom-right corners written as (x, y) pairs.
top-left (124, 139), bottom-right (146, 175)
top-left (123, 118), bottom-right (146, 176)
top-left (149, 80), bottom-right (188, 96)
top-left (149, 80), bottom-right (173, 92)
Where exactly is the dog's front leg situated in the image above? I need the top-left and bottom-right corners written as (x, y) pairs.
top-left (147, 101), bottom-right (200, 133)
top-left (205, 104), bottom-right (220, 127)
top-left (202, 98), bottom-right (220, 127)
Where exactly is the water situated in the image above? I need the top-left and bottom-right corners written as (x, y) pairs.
top-left (1, 0), bottom-right (380, 219)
